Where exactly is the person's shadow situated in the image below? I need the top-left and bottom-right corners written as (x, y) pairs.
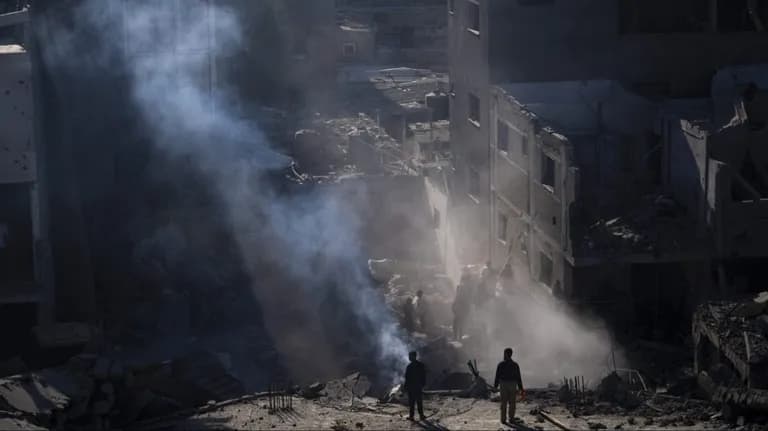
top-left (416, 418), bottom-right (449, 431)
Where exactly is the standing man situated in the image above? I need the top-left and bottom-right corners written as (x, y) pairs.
top-left (494, 348), bottom-right (525, 424)
top-left (402, 295), bottom-right (415, 333)
top-left (404, 351), bottom-right (427, 421)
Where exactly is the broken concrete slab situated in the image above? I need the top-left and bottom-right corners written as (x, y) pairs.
top-left (300, 382), bottom-right (326, 399)
top-left (0, 373), bottom-right (70, 427)
top-left (322, 372), bottom-right (372, 403)
top-left (0, 417), bottom-right (46, 430)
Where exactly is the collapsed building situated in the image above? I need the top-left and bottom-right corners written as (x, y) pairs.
top-left (448, 0), bottom-right (768, 337)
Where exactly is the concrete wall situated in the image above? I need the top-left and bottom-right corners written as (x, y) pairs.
top-left (0, 46), bottom-right (34, 184)
top-left (708, 125), bottom-right (768, 258)
top-left (488, 0), bottom-right (768, 97)
top-left (448, 0), bottom-right (491, 264)
top-left (337, 26), bottom-right (375, 64)
top-left (271, 0), bottom-right (337, 104)
top-left (662, 116), bottom-right (709, 230)
top-left (489, 87), bottom-right (575, 295)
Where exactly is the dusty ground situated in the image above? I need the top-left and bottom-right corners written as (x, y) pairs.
top-left (168, 390), bottom-right (727, 431)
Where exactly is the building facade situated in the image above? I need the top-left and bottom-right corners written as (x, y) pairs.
top-left (448, 0), bottom-right (768, 337)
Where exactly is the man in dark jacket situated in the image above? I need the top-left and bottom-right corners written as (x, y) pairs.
top-left (404, 351), bottom-right (427, 421)
top-left (494, 348), bottom-right (525, 424)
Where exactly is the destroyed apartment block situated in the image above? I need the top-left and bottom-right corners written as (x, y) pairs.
top-left (485, 68), bottom-right (768, 338)
top-left (489, 80), bottom-right (708, 310)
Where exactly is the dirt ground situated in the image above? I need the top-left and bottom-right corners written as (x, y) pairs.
top-left (170, 390), bottom-right (727, 431)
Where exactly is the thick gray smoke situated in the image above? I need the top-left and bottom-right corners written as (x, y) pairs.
top-left (44, 0), bottom-right (407, 383)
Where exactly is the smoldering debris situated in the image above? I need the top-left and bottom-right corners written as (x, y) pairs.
top-left (42, 0), bottom-right (410, 388)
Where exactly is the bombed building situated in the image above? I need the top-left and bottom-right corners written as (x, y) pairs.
top-left (3, 1), bottom-right (768, 430)
top-left (448, 0), bottom-right (768, 333)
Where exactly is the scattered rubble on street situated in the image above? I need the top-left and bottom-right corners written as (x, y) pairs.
top-left (694, 292), bottom-right (768, 421)
top-left (0, 351), bottom-right (246, 430)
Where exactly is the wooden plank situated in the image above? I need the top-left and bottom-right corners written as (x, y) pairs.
top-left (538, 411), bottom-right (571, 431)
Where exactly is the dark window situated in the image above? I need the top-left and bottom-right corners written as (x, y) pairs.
top-left (343, 42), bottom-right (356, 57)
top-left (469, 167), bottom-right (480, 197)
top-left (497, 212), bottom-right (508, 241)
top-left (497, 120), bottom-right (509, 152)
top-left (433, 207), bottom-right (441, 229)
top-left (541, 153), bottom-right (556, 190)
top-left (467, 1), bottom-right (480, 33)
top-left (521, 135), bottom-right (529, 156)
top-left (469, 93), bottom-right (480, 124)
top-left (539, 252), bottom-right (553, 287)
top-left (399, 26), bottom-right (415, 48)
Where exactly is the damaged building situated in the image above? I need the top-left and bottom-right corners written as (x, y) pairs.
top-left (7, 0), bottom-right (768, 429)
top-left (449, 0), bottom-right (768, 337)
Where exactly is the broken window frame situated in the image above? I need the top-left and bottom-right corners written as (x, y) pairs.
top-left (342, 42), bottom-right (357, 58)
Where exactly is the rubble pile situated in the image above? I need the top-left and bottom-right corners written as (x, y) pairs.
top-left (693, 294), bottom-right (768, 420)
top-left (289, 115), bottom-right (414, 182)
top-left (0, 351), bottom-right (245, 430)
top-left (523, 371), bottom-right (722, 429)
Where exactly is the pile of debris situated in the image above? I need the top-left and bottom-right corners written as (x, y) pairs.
top-left (538, 371), bottom-right (721, 428)
top-left (0, 351), bottom-right (244, 430)
top-left (289, 114), bottom-right (415, 181)
top-left (694, 292), bottom-right (768, 420)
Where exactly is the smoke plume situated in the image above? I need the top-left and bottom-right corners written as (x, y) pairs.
top-left (42, 0), bottom-right (408, 384)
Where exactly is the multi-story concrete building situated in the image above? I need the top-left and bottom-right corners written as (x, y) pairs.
top-left (448, 0), bottom-right (768, 337)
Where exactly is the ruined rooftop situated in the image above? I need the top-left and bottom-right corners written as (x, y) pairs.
top-left (339, 66), bottom-right (448, 116)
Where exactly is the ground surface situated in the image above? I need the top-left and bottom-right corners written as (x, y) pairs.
top-left (170, 390), bottom-right (727, 431)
